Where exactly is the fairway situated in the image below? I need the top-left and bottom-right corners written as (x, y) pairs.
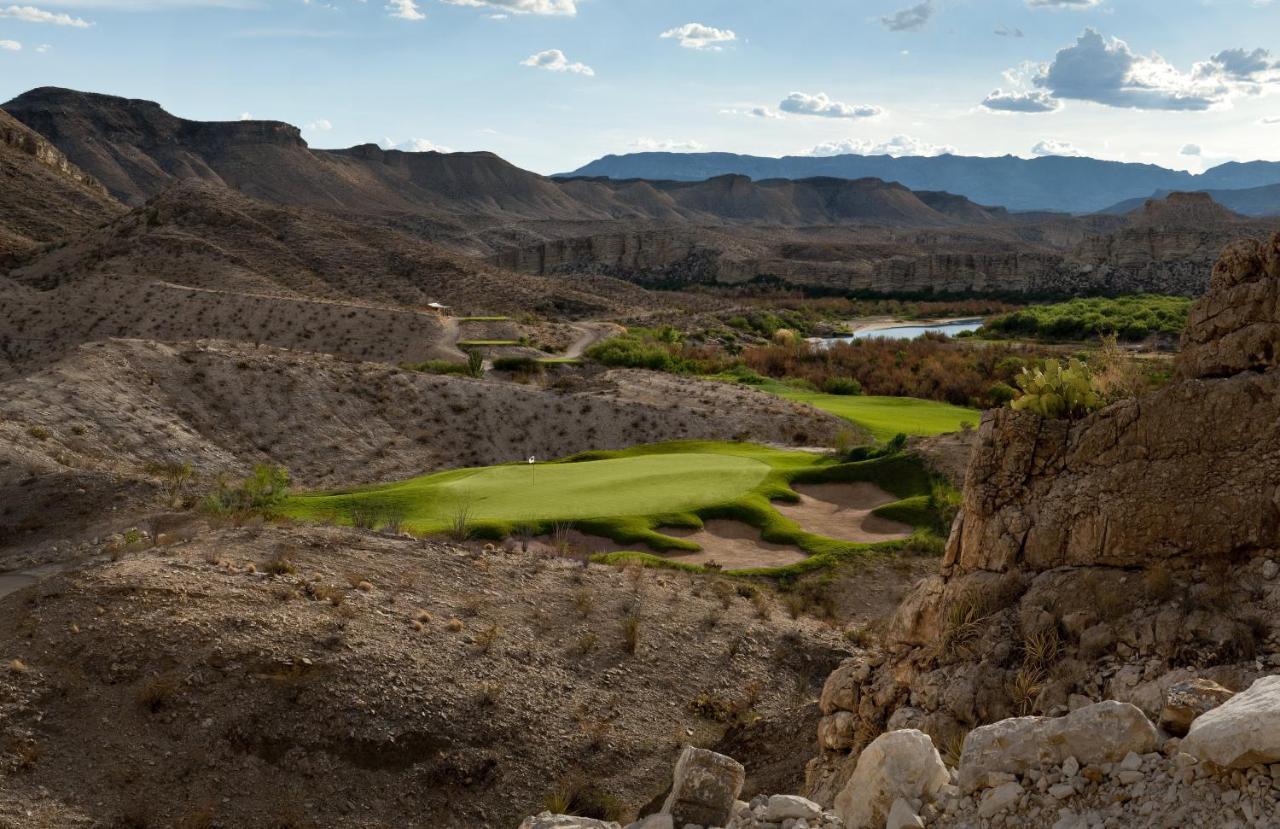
top-left (759, 381), bottom-right (980, 441)
top-left (283, 440), bottom-right (951, 575)
top-left (288, 453), bottom-right (770, 534)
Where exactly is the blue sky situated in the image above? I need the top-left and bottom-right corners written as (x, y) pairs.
top-left (2, 0), bottom-right (1279, 174)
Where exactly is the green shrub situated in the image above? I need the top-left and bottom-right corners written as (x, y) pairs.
top-left (1011, 358), bottom-right (1102, 419)
top-left (202, 465), bottom-right (291, 517)
top-left (492, 356), bottom-right (540, 373)
top-left (822, 377), bottom-right (863, 396)
top-left (987, 381), bottom-right (1017, 405)
top-left (981, 296), bottom-right (1190, 343)
top-left (403, 360), bottom-right (471, 376)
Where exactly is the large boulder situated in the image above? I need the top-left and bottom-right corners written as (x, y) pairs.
top-left (660, 746), bottom-right (745, 828)
top-left (1182, 674), bottom-right (1280, 767)
top-left (1179, 233), bottom-right (1280, 381)
top-left (1159, 678), bottom-right (1236, 737)
top-left (834, 729), bottom-right (949, 829)
top-left (957, 701), bottom-right (1158, 793)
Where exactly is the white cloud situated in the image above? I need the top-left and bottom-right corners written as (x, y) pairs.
top-left (441, 0), bottom-right (576, 15)
top-left (1031, 138), bottom-right (1082, 156)
top-left (382, 136), bottom-right (453, 152)
top-left (1263, 116), bottom-right (1280, 125)
top-left (779, 91), bottom-right (882, 119)
top-left (521, 48), bottom-right (593, 76)
top-left (629, 137), bottom-right (705, 152)
top-left (239, 111), bottom-right (252, 120)
top-left (659, 22), bottom-right (736, 51)
top-left (1027, 0), bottom-right (1103, 7)
top-left (881, 0), bottom-right (933, 31)
top-left (1028, 28), bottom-right (1279, 111)
top-left (305, 119), bottom-right (333, 132)
top-left (982, 88), bottom-right (1062, 113)
top-left (720, 105), bottom-right (783, 119)
top-left (0, 5), bottom-right (92, 26)
top-left (34, 42), bottom-right (47, 51)
top-left (1180, 143), bottom-right (1202, 156)
top-left (803, 135), bottom-right (956, 158)
top-left (386, 0), bottom-right (424, 20)
top-left (0, 39), bottom-right (20, 50)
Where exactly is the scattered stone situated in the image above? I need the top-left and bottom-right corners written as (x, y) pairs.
top-left (834, 729), bottom-right (949, 829)
top-left (885, 797), bottom-right (924, 829)
top-left (1182, 675), bottom-right (1280, 768)
top-left (958, 701), bottom-right (1158, 792)
top-left (763, 795), bottom-right (821, 823)
top-left (520, 813), bottom-right (621, 829)
top-left (661, 746), bottom-right (746, 828)
top-left (977, 781), bottom-right (1022, 818)
top-left (1160, 678), bottom-right (1236, 737)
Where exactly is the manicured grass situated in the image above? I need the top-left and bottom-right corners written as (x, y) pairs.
top-left (535, 357), bottom-right (583, 365)
top-left (457, 339), bottom-right (520, 347)
top-left (758, 380), bottom-right (980, 441)
top-left (284, 440), bottom-right (951, 576)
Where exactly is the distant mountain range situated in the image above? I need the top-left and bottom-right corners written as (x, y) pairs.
top-left (562, 152), bottom-right (1280, 215)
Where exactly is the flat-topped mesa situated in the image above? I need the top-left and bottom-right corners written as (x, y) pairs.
top-left (1132, 190), bottom-right (1243, 228)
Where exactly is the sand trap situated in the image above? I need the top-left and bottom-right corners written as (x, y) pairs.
top-left (659, 521), bottom-right (809, 570)
top-left (773, 482), bottom-right (913, 543)
top-left (510, 482), bottom-right (912, 571)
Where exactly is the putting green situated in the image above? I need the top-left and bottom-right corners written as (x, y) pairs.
top-left (758, 381), bottom-right (980, 441)
top-left (288, 453), bottom-right (769, 533)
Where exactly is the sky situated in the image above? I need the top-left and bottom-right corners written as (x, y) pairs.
top-left (1, 0), bottom-right (1279, 175)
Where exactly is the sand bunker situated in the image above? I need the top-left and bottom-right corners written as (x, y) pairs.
top-left (772, 482), bottom-right (913, 543)
top-left (516, 481), bottom-right (912, 571)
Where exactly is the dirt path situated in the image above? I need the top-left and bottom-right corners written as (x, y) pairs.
top-left (438, 316), bottom-right (467, 360)
top-left (0, 562), bottom-right (68, 601)
top-left (561, 321), bottom-right (621, 359)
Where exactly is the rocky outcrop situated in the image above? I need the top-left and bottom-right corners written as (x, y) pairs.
top-left (661, 746), bottom-right (746, 827)
top-left (805, 232), bottom-right (1280, 809)
top-left (834, 729), bottom-right (950, 828)
top-left (1182, 675), bottom-right (1280, 768)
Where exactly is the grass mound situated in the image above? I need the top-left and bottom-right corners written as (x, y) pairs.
top-left (757, 380), bottom-right (980, 440)
top-left (284, 441), bottom-right (953, 576)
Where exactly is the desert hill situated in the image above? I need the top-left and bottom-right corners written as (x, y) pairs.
top-left (3, 88), bottom-right (1006, 229)
top-left (0, 108), bottom-right (123, 257)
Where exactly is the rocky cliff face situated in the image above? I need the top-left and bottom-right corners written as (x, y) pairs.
top-left (494, 206), bottom-right (1268, 297)
top-left (806, 232), bottom-right (1280, 803)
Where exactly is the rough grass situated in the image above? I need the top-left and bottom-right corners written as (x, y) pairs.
top-left (284, 441), bottom-right (949, 576)
top-left (757, 380), bottom-right (980, 440)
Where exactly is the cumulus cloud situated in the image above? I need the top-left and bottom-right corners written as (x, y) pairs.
top-left (305, 119), bottom-right (332, 132)
top-left (1028, 28), bottom-right (1279, 111)
top-left (1180, 143), bottom-right (1202, 156)
top-left (0, 5), bottom-right (92, 26)
top-left (881, 0), bottom-right (933, 31)
top-left (720, 105), bottom-right (783, 119)
top-left (239, 112), bottom-right (252, 120)
top-left (0, 39), bottom-right (19, 50)
top-left (1031, 139), bottom-right (1082, 156)
top-left (521, 48), bottom-right (593, 75)
top-left (803, 135), bottom-right (956, 158)
top-left (779, 91), bottom-right (882, 119)
top-left (629, 137), bottom-right (705, 152)
top-left (382, 137), bottom-right (453, 152)
top-left (386, 0), bottom-right (424, 19)
top-left (1027, 0), bottom-right (1103, 7)
top-left (982, 88), bottom-right (1062, 112)
top-left (441, 0), bottom-right (576, 14)
top-left (659, 22), bottom-right (736, 51)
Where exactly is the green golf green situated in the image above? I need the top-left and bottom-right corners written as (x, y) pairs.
top-left (283, 440), bottom-right (951, 576)
top-left (758, 381), bottom-right (980, 440)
